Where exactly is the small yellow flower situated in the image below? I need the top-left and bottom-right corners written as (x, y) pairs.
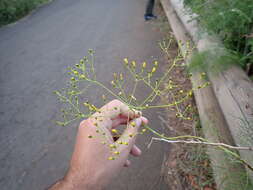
top-left (153, 61), bottom-right (158, 66)
top-left (79, 59), bottom-right (84, 64)
top-left (142, 129), bottom-right (147, 133)
top-left (123, 58), bottom-right (128, 65)
top-left (88, 49), bottom-right (94, 54)
top-left (73, 70), bottom-right (78, 75)
top-left (111, 80), bottom-right (116, 87)
top-left (142, 62), bottom-right (147, 68)
top-left (120, 73), bottom-right (123, 81)
top-left (130, 122), bottom-right (136, 127)
top-left (131, 95), bottom-right (136, 101)
top-left (114, 151), bottom-right (120, 155)
top-left (123, 142), bottom-right (129, 145)
top-left (79, 74), bottom-right (86, 79)
top-left (131, 61), bottom-right (136, 68)
top-left (108, 157), bottom-right (115, 160)
top-left (111, 129), bottom-right (118, 133)
top-left (83, 102), bottom-right (89, 106)
top-left (109, 144), bottom-right (117, 149)
top-left (151, 67), bottom-right (156, 73)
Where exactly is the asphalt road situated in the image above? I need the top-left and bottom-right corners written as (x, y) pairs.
top-left (0, 0), bottom-right (169, 189)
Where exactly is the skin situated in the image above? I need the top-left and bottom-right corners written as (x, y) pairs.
top-left (49, 99), bottom-right (148, 190)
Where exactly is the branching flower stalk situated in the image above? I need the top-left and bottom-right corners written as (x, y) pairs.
top-left (54, 43), bottom-right (253, 170)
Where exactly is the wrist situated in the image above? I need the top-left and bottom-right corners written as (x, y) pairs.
top-left (61, 172), bottom-right (102, 190)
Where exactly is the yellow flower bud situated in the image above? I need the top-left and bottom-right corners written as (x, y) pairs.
top-left (142, 62), bottom-right (147, 68)
top-left (109, 144), bottom-right (117, 149)
top-left (111, 80), bottom-right (116, 87)
top-left (108, 157), bottom-right (115, 160)
top-left (79, 74), bottom-right (86, 79)
top-left (130, 122), bottom-right (136, 127)
top-left (131, 95), bottom-right (136, 101)
top-left (151, 67), bottom-right (156, 73)
top-left (120, 73), bottom-right (123, 81)
top-left (142, 129), bottom-right (147, 133)
top-left (111, 129), bottom-right (118, 133)
top-left (79, 59), bottom-right (84, 64)
top-left (131, 61), bottom-right (136, 68)
top-left (124, 58), bottom-right (128, 65)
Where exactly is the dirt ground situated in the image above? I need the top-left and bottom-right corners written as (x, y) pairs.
top-left (154, 3), bottom-right (217, 190)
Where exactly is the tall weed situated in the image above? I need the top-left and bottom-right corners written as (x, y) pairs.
top-left (183, 0), bottom-right (253, 71)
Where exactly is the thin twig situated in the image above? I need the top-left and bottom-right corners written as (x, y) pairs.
top-left (148, 137), bottom-right (253, 151)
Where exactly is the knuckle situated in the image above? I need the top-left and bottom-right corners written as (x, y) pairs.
top-left (111, 99), bottom-right (123, 106)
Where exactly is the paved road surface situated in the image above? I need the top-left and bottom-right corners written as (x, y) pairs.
top-left (0, 0), bottom-right (169, 189)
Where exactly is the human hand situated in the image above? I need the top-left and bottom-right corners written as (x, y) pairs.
top-left (49, 99), bottom-right (148, 190)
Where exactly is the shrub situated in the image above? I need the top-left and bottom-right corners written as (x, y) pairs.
top-left (183, 0), bottom-right (253, 70)
top-left (0, 0), bottom-right (48, 26)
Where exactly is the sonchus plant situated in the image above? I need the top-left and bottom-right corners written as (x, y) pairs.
top-left (54, 44), bottom-right (202, 159)
top-left (54, 43), bottom-right (253, 166)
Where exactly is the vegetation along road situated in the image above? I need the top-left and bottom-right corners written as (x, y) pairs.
top-left (0, 0), bottom-right (169, 189)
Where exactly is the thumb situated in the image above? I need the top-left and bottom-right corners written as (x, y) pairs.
top-left (116, 117), bottom-right (143, 152)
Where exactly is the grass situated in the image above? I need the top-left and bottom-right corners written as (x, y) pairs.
top-left (0, 0), bottom-right (50, 26)
top-left (183, 0), bottom-right (253, 73)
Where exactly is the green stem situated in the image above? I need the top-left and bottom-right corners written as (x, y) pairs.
top-left (143, 124), bottom-right (205, 141)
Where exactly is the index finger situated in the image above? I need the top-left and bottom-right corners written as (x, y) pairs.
top-left (91, 99), bottom-right (141, 129)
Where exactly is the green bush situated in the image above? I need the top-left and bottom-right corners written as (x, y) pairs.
top-left (183, 0), bottom-right (253, 70)
top-left (0, 0), bottom-right (48, 26)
